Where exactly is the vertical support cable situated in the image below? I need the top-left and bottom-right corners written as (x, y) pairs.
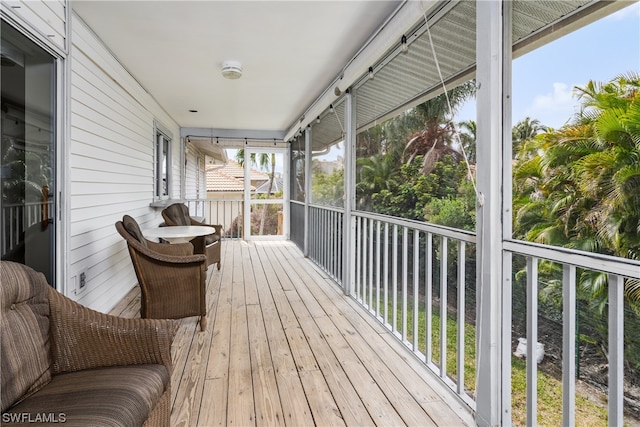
top-left (526, 257), bottom-right (538, 427)
top-left (608, 274), bottom-right (624, 427)
top-left (440, 236), bottom-right (448, 378)
top-left (562, 264), bottom-right (576, 427)
top-left (426, 232), bottom-right (433, 364)
top-left (457, 240), bottom-right (466, 395)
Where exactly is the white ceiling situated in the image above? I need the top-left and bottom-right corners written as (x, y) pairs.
top-left (72, 0), bottom-right (402, 134)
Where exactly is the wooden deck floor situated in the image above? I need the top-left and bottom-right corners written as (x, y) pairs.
top-left (110, 240), bottom-right (475, 426)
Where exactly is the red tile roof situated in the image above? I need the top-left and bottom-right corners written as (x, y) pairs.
top-left (206, 160), bottom-right (267, 192)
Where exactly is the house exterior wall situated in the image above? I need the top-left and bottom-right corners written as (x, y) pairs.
top-left (2, 0), bottom-right (67, 52)
top-left (184, 142), bottom-right (205, 200)
top-left (3, 1), bottom-right (209, 313)
top-left (68, 12), bottom-right (188, 312)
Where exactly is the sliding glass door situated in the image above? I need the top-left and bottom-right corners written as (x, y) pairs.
top-left (1, 21), bottom-right (57, 284)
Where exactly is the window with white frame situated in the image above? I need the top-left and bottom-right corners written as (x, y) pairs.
top-left (154, 123), bottom-right (172, 199)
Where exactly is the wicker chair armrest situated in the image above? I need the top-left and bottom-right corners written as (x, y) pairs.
top-left (135, 240), bottom-right (206, 265)
top-left (48, 287), bottom-right (178, 375)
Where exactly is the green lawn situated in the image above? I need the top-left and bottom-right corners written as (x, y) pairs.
top-left (374, 295), bottom-right (611, 426)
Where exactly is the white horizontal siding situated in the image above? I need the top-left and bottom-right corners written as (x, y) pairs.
top-left (2, 0), bottom-right (66, 52)
top-left (184, 143), bottom-right (201, 199)
top-left (69, 13), bottom-right (181, 312)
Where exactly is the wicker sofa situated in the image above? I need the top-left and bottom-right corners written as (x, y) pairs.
top-left (0, 261), bottom-right (177, 426)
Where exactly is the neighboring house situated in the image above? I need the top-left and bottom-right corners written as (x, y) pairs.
top-left (205, 160), bottom-right (270, 236)
top-left (255, 175), bottom-right (284, 195)
top-left (206, 167), bottom-right (249, 199)
top-left (211, 160), bottom-right (269, 190)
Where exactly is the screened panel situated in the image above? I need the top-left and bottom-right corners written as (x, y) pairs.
top-left (352, 0), bottom-right (597, 133)
top-left (290, 135), bottom-right (305, 203)
top-left (355, 1), bottom-right (476, 131)
top-left (310, 99), bottom-right (346, 152)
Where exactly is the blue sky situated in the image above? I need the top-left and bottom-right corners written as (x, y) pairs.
top-left (458, 1), bottom-right (640, 129)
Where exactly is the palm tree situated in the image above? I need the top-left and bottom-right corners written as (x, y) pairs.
top-left (402, 80), bottom-right (476, 174)
top-left (457, 119), bottom-right (477, 163)
top-left (513, 72), bottom-right (640, 309)
top-left (512, 117), bottom-right (547, 160)
top-left (356, 153), bottom-right (398, 210)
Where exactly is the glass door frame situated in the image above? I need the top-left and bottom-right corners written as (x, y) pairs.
top-left (1, 18), bottom-right (63, 289)
top-left (243, 146), bottom-right (289, 241)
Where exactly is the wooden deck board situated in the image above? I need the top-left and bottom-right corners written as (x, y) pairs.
top-left (111, 240), bottom-right (474, 426)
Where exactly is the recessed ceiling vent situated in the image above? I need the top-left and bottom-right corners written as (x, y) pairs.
top-left (221, 61), bottom-right (243, 80)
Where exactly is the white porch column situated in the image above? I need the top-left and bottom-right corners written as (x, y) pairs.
top-left (475, 1), bottom-right (511, 425)
top-left (304, 129), bottom-right (312, 256)
top-left (342, 89), bottom-right (356, 295)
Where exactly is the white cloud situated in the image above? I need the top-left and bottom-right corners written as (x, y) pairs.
top-left (523, 82), bottom-right (579, 129)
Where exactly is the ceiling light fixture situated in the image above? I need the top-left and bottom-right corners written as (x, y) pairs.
top-left (401, 35), bottom-right (408, 53)
top-left (329, 104), bottom-right (334, 113)
top-left (368, 66), bottom-right (374, 79)
top-left (221, 60), bottom-right (243, 79)
top-left (316, 116), bottom-right (321, 124)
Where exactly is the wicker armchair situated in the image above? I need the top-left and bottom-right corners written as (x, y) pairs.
top-left (161, 203), bottom-right (222, 270)
top-left (1, 260), bottom-right (177, 426)
top-left (115, 215), bottom-right (208, 331)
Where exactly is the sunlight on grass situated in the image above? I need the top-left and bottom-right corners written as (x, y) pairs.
top-left (385, 296), bottom-right (610, 425)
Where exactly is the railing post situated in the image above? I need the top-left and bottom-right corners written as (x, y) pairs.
top-left (562, 264), bottom-right (576, 427)
top-left (342, 89), bottom-right (356, 296)
top-left (526, 257), bottom-right (539, 426)
top-left (475, 1), bottom-right (511, 425)
top-left (608, 274), bottom-right (624, 426)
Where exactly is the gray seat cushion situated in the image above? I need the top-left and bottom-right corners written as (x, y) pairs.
top-left (3, 365), bottom-right (168, 427)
